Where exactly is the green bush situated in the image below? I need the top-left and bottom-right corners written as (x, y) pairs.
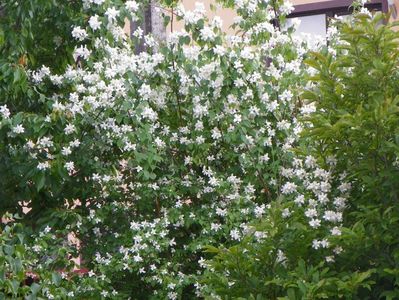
top-left (0, 215), bottom-right (112, 299)
top-left (304, 11), bottom-right (399, 299)
top-left (200, 9), bottom-right (399, 300)
top-left (1, 0), bottom-right (312, 298)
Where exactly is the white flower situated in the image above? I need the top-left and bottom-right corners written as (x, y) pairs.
top-left (38, 136), bottom-right (53, 148)
top-left (323, 210), bottom-right (342, 223)
top-left (254, 231), bottom-right (267, 241)
top-left (211, 16), bottom-right (223, 29)
top-left (334, 197), bottom-right (346, 209)
top-left (300, 103), bottom-right (316, 114)
top-left (154, 137), bottom-right (165, 148)
top-left (210, 223), bottom-right (222, 231)
top-left (359, 7), bottom-right (372, 17)
top-left (216, 208), bottom-right (227, 217)
top-left (259, 154), bottom-right (270, 163)
top-left (320, 239), bottom-right (329, 248)
top-left (333, 246), bottom-right (343, 254)
top-left (213, 45), bottom-right (226, 56)
top-left (200, 26), bottom-right (216, 41)
top-left (309, 219), bottom-right (321, 228)
top-left (73, 45), bottom-right (91, 61)
top-left (211, 127), bottom-right (222, 140)
top-left (277, 120), bottom-right (290, 130)
top-left (126, 0), bottom-right (139, 12)
top-left (124, 142), bottom-right (136, 152)
top-left (254, 204), bottom-right (266, 218)
top-left (167, 283), bottom-right (176, 290)
top-left (241, 47), bottom-right (254, 60)
top-left (69, 139), bottom-right (81, 148)
top-left (65, 161), bottom-right (75, 174)
top-left (305, 155), bottom-right (317, 168)
top-left (52, 100), bottom-right (65, 111)
top-left (105, 7), bottom-right (120, 23)
top-left (71, 26), bottom-right (88, 41)
top-left (280, 0), bottom-right (295, 15)
top-left (230, 229), bottom-right (241, 241)
top-left (305, 208), bottom-right (318, 218)
top-left (312, 239), bottom-right (321, 249)
top-left (331, 226), bottom-right (342, 236)
top-left (266, 101), bottom-right (278, 112)
top-left (100, 291), bottom-right (109, 297)
top-left (326, 256), bottom-right (335, 263)
top-left (134, 254), bottom-right (143, 262)
top-left (64, 124), bottom-right (76, 135)
top-left (281, 182), bottom-right (297, 194)
top-left (0, 105), bottom-right (10, 119)
top-left (282, 208), bottom-right (291, 218)
top-left (89, 15), bottom-right (102, 31)
top-left (294, 195), bottom-right (305, 206)
top-left (26, 140), bottom-right (35, 149)
top-left (37, 161), bottom-right (50, 171)
top-left (138, 83), bottom-right (152, 100)
top-left (12, 124), bottom-right (24, 134)
top-left (208, 177), bottom-right (219, 187)
top-left (392, 157), bottom-right (399, 167)
top-left (277, 249), bottom-right (287, 263)
top-left (233, 114), bottom-right (242, 124)
top-left (61, 147), bottom-right (72, 156)
top-left (141, 107), bottom-right (158, 122)
top-left (338, 182), bottom-right (351, 193)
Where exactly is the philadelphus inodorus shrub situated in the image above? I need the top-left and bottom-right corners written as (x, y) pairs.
top-left (0, 0), bottom-right (352, 298)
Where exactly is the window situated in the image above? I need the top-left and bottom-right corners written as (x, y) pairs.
top-left (287, 0), bottom-right (388, 37)
top-left (286, 14), bottom-right (327, 37)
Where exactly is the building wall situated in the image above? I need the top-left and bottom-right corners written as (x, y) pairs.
top-left (169, 0), bottom-right (334, 34)
top-left (169, 0), bottom-right (399, 34)
top-left (169, 0), bottom-right (236, 34)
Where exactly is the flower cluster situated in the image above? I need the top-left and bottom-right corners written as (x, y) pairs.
top-left (1, 0), bottom-right (329, 298)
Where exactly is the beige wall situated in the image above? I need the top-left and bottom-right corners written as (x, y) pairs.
top-left (123, 0), bottom-right (399, 37)
top-left (169, 0), bottom-right (332, 34)
top-left (169, 0), bottom-right (236, 34)
top-left (169, 0), bottom-right (399, 34)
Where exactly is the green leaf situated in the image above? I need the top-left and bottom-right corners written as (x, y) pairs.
top-left (36, 173), bottom-right (46, 192)
top-left (30, 282), bottom-right (41, 295)
top-left (51, 272), bottom-right (61, 286)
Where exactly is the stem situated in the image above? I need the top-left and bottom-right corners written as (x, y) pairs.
top-left (171, 7), bottom-right (174, 34)
top-left (271, 0), bottom-right (281, 31)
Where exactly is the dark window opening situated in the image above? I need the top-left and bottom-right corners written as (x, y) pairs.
top-left (287, 0), bottom-right (388, 36)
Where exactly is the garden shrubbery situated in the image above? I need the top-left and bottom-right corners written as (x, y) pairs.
top-left (201, 9), bottom-right (399, 300)
top-left (1, 0), bottom-right (398, 299)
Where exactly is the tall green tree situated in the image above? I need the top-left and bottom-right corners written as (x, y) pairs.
top-left (303, 11), bottom-right (399, 298)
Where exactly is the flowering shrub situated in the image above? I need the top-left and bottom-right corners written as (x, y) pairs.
top-left (0, 0), bottom-right (87, 216)
top-left (303, 11), bottom-right (399, 298)
top-left (1, 0), bottom-right (318, 297)
top-left (199, 158), bottom-right (372, 299)
top-left (0, 214), bottom-right (114, 299)
top-left (200, 7), bottom-right (399, 300)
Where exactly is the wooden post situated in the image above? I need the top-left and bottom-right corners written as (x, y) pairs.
top-left (130, 0), bottom-right (166, 53)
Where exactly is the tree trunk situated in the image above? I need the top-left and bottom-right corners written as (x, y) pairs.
top-left (131, 0), bottom-right (166, 53)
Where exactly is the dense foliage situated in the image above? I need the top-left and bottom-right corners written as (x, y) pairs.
top-left (201, 9), bottom-right (399, 300)
top-left (1, 0), bottom-right (398, 299)
top-left (304, 12), bottom-right (399, 298)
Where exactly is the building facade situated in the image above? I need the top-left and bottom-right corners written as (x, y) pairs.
top-left (169, 0), bottom-right (396, 37)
